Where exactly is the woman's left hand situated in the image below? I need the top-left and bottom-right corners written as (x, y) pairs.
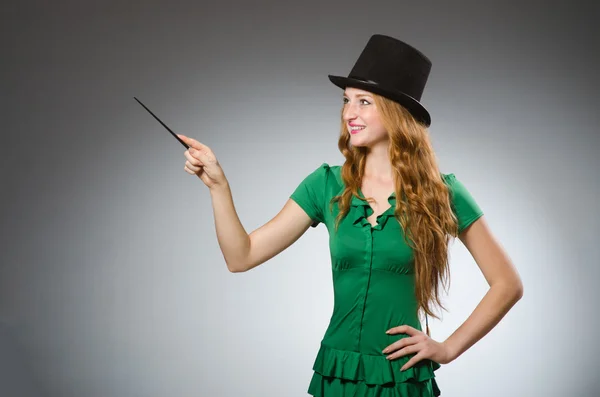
top-left (382, 325), bottom-right (454, 371)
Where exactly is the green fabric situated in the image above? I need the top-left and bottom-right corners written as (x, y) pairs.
top-left (290, 163), bottom-right (484, 397)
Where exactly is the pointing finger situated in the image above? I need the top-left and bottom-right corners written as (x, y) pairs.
top-left (182, 136), bottom-right (209, 152)
top-left (177, 134), bottom-right (213, 154)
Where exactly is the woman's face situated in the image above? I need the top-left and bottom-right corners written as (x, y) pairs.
top-left (342, 87), bottom-right (387, 147)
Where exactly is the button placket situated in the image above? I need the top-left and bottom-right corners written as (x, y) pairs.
top-left (357, 222), bottom-right (374, 349)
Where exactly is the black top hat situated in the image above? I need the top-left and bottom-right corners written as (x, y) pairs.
top-left (329, 34), bottom-right (432, 126)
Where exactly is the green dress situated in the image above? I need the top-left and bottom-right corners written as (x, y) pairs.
top-left (289, 163), bottom-right (484, 397)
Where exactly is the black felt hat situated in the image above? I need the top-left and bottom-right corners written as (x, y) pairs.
top-left (329, 34), bottom-right (433, 126)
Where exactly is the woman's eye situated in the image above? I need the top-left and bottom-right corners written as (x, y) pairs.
top-left (342, 98), bottom-right (370, 105)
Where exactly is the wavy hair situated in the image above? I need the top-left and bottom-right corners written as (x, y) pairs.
top-left (329, 93), bottom-right (460, 329)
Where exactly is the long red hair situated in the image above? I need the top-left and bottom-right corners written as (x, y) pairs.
top-left (329, 93), bottom-right (460, 322)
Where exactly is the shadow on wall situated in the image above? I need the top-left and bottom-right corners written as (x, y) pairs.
top-left (0, 319), bottom-right (49, 397)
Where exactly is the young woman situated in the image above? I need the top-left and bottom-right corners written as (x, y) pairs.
top-left (177, 34), bottom-right (523, 397)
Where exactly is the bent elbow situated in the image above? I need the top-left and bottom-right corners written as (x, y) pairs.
top-left (493, 278), bottom-right (524, 304)
top-left (507, 278), bottom-right (524, 303)
top-left (514, 281), bottom-right (524, 301)
top-left (227, 262), bottom-right (248, 273)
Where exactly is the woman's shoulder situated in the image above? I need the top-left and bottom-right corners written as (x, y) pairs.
top-left (439, 171), bottom-right (483, 207)
top-left (300, 162), bottom-right (344, 192)
top-left (313, 162), bottom-right (341, 171)
top-left (440, 172), bottom-right (476, 192)
top-left (320, 162), bottom-right (343, 184)
top-left (439, 171), bottom-right (484, 232)
top-left (307, 162), bottom-right (342, 178)
top-left (440, 172), bottom-right (457, 184)
top-left (440, 172), bottom-right (468, 196)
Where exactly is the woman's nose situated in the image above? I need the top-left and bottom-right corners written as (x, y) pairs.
top-left (343, 103), bottom-right (358, 121)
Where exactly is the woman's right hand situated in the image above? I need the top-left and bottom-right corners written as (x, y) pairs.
top-left (178, 134), bottom-right (227, 190)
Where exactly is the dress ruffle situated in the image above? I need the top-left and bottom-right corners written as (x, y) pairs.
top-left (308, 373), bottom-right (441, 397)
top-left (311, 344), bottom-right (440, 385)
top-left (308, 344), bottom-right (441, 396)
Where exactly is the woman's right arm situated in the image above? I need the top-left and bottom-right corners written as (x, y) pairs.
top-left (210, 182), bottom-right (314, 272)
top-left (177, 133), bottom-right (314, 272)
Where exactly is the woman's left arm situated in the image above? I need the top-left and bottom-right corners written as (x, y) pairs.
top-left (442, 215), bottom-right (524, 362)
top-left (383, 215), bottom-right (523, 369)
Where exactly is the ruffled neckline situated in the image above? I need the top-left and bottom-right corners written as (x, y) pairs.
top-left (350, 188), bottom-right (397, 231)
top-left (326, 164), bottom-right (398, 231)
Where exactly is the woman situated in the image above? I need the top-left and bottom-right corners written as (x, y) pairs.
top-left (177, 34), bottom-right (523, 397)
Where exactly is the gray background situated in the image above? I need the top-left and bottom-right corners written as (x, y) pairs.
top-left (2, 0), bottom-right (599, 396)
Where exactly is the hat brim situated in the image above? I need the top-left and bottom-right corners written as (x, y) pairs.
top-left (328, 75), bottom-right (431, 127)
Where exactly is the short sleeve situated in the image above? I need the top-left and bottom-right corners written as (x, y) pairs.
top-left (290, 163), bottom-right (329, 228)
top-left (443, 173), bottom-right (484, 234)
